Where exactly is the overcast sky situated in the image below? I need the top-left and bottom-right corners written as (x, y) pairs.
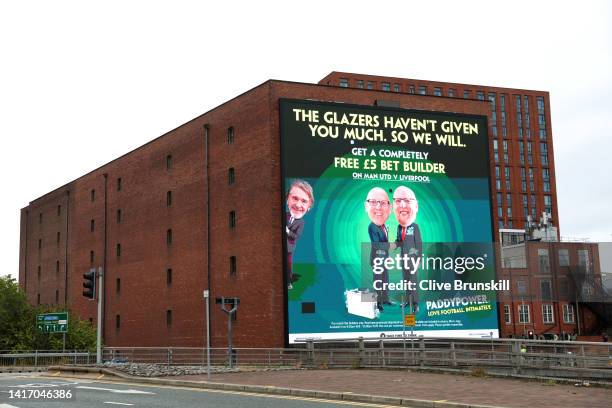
top-left (1, 1), bottom-right (611, 279)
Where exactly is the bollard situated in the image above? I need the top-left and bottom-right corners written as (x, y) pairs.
top-left (379, 339), bottom-right (385, 367)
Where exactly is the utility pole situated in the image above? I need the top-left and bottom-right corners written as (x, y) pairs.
top-left (203, 290), bottom-right (211, 380)
top-left (97, 266), bottom-right (104, 364)
top-left (217, 297), bottom-right (239, 368)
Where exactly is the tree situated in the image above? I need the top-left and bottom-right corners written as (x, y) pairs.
top-left (0, 275), bottom-right (34, 350)
top-left (0, 275), bottom-right (96, 351)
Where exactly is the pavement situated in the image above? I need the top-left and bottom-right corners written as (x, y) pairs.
top-left (46, 366), bottom-right (612, 408)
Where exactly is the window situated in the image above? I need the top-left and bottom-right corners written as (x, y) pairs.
top-left (37, 265), bottom-right (41, 280)
top-left (544, 195), bottom-right (552, 214)
top-left (463, 90), bottom-right (470, 99)
top-left (538, 249), bottom-right (550, 274)
top-left (434, 87), bottom-right (442, 96)
top-left (517, 280), bottom-right (527, 296)
top-left (536, 96), bottom-right (545, 112)
top-left (37, 293), bottom-right (40, 305)
top-left (55, 289), bottom-right (59, 304)
top-left (167, 190), bottom-right (172, 207)
top-left (39, 212), bottom-right (43, 224)
top-left (448, 88), bottom-right (456, 97)
top-left (38, 238), bottom-right (42, 249)
top-left (167, 268), bottom-right (172, 286)
top-left (90, 250), bottom-right (94, 264)
top-left (117, 209), bottom-right (122, 223)
top-left (90, 219), bottom-right (95, 232)
top-left (542, 304), bottom-right (554, 324)
top-left (116, 278), bottom-right (121, 295)
top-left (57, 231), bottom-right (60, 244)
top-left (117, 177), bottom-right (122, 191)
top-left (563, 304), bottom-right (574, 323)
top-left (116, 243), bottom-right (121, 258)
top-left (518, 304), bottom-right (530, 323)
top-left (339, 78), bottom-right (348, 87)
top-left (56, 260), bottom-right (60, 273)
top-left (539, 129), bottom-right (547, 140)
top-left (540, 280), bottom-right (552, 300)
top-left (166, 154), bottom-right (173, 169)
top-left (229, 210), bottom-right (236, 229)
top-left (504, 304), bottom-right (511, 324)
top-left (367, 81), bottom-right (373, 90)
top-left (91, 189), bottom-right (95, 202)
top-left (230, 256), bottom-right (237, 275)
top-left (57, 205), bottom-right (61, 216)
top-left (228, 168), bottom-right (235, 185)
top-left (558, 249), bottom-right (569, 266)
top-left (476, 91), bottom-right (484, 100)
top-left (381, 82), bottom-right (390, 91)
top-left (227, 127), bottom-right (235, 144)
top-left (116, 314), bottom-right (121, 330)
top-left (408, 85), bottom-right (415, 93)
top-left (166, 310), bottom-right (173, 327)
top-left (418, 86), bottom-right (427, 95)
top-left (166, 229), bottom-right (173, 246)
top-left (393, 83), bottom-right (400, 92)
top-left (578, 250), bottom-right (590, 274)
top-left (357, 80), bottom-right (364, 88)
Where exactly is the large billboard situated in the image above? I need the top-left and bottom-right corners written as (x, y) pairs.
top-left (281, 99), bottom-right (499, 343)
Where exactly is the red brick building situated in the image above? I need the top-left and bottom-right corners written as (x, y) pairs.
top-left (499, 241), bottom-right (605, 339)
top-left (19, 72), bottom-right (562, 347)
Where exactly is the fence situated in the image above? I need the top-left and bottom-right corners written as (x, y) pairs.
top-left (101, 337), bottom-right (612, 380)
top-left (3, 337), bottom-right (611, 381)
top-left (0, 350), bottom-right (93, 367)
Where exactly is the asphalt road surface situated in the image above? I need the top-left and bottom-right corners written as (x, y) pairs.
top-left (0, 373), bottom-right (396, 408)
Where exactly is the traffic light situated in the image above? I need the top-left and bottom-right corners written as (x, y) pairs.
top-left (83, 269), bottom-right (96, 299)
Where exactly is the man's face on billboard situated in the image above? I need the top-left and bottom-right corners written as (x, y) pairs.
top-left (365, 188), bottom-right (391, 226)
top-left (287, 186), bottom-right (311, 219)
top-left (393, 186), bottom-right (418, 227)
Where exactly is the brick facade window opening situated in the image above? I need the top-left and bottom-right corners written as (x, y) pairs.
top-left (91, 189), bottom-right (95, 202)
top-left (166, 268), bottom-right (172, 286)
top-left (228, 167), bottom-right (235, 185)
top-left (166, 154), bottom-right (172, 170)
top-left (117, 177), bottom-right (122, 191)
top-left (230, 256), bottom-right (237, 276)
top-left (166, 229), bottom-right (173, 246)
top-left (229, 210), bottom-right (236, 229)
top-left (167, 190), bottom-right (172, 207)
top-left (227, 127), bottom-right (235, 144)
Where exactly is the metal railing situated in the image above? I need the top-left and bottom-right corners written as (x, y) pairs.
top-left (0, 350), bottom-right (93, 367)
top-left (3, 337), bottom-right (611, 381)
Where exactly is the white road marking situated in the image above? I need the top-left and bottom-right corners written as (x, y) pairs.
top-left (104, 402), bottom-right (134, 406)
top-left (77, 385), bottom-right (154, 394)
top-left (0, 404), bottom-right (21, 408)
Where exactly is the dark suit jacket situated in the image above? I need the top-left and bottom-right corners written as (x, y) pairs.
top-left (287, 216), bottom-right (304, 254)
top-left (368, 222), bottom-right (389, 261)
top-left (396, 223), bottom-right (422, 269)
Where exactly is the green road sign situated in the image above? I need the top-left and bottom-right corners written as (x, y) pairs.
top-left (37, 312), bottom-right (68, 333)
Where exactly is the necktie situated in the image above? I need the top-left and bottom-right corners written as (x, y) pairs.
top-left (402, 226), bottom-right (406, 241)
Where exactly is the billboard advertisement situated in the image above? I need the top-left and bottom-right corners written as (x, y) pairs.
top-left (281, 99), bottom-right (499, 343)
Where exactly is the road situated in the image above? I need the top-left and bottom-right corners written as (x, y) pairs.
top-left (0, 373), bottom-right (395, 408)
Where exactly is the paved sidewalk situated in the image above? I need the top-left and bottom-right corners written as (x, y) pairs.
top-left (177, 369), bottom-right (611, 408)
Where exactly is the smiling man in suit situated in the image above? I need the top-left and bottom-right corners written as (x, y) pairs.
top-left (286, 180), bottom-right (314, 289)
top-left (393, 185), bottom-right (422, 312)
top-left (365, 187), bottom-right (392, 311)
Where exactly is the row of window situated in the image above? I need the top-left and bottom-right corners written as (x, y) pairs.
top-left (503, 303), bottom-right (574, 325)
top-left (36, 290), bottom-right (62, 305)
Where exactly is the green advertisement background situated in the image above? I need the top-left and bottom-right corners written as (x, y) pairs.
top-left (281, 99), bottom-right (499, 340)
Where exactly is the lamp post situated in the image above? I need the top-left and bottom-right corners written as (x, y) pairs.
top-left (203, 290), bottom-right (210, 380)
